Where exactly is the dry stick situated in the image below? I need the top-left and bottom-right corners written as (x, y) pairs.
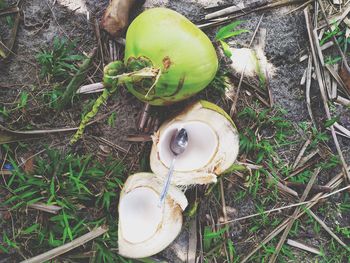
top-left (284, 181), bottom-right (331, 193)
top-left (94, 17), bottom-right (105, 68)
top-left (308, 210), bottom-right (349, 249)
top-left (0, 7), bottom-right (20, 59)
top-left (317, 4), bottom-right (350, 30)
top-left (28, 203), bottom-right (62, 214)
top-left (285, 157), bottom-right (319, 180)
top-left (205, 2), bottom-right (245, 20)
top-left (334, 122), bottom-right (350, 137)
top-left (230, 14), bottom-right (264, 115)
top-left (21, 226), bottom-right (108, 263)
top-left (296, 148), bottom-right (319, 168)
top-left (286, 239), bottom-right (321, 255)
top-left (219, 170), bottom-right (349, 225)
top-left (325, 64), bottom-right (350, 98)
top-left (305, 6), bottom-right (350, 181)
top-left (336, 95), bottom-right (350, 106)
top-left (198, 0), bottom-right (305, 29)
top-left (240, 170), bottom-right (346, 263)
top-left (285, 0), bottom-right (313, 15)
top-left (292, 137), bottom-right (311, 169)
top-left (269, 168), bottom-right (320, 263)
top-left (93, 136), bottom-right (128, 154)
top-left (0, 6), bottom-right (19, 16)
top-left (266, 172), bottom-right (299, 197)
top-left (305, 56), bottom-right (317, 127)
top-left (317, 0), bottom-right (350, 73)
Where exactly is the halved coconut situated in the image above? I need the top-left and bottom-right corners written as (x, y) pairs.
top-left (150, 100), bottom-right (239, 186)
top-left (118, 172), bottom-right (188, 258)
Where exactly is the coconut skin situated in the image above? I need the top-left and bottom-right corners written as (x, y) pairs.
top-left (150, 100), bottom-right (239, 185)
top-left (124, 8), bottom-right (218, 105)
top-left (118, 173), bottom-right (188, 258)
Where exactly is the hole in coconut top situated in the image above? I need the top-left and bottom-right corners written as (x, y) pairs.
top-left (158, 121), bottom-right (218, 171)
top-left (119, 187), bottom-right (163, 244)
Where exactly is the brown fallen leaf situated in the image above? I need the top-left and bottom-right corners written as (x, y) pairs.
top-left (339, 64), bottom-right (350, 93)
top-left (23, 154), bottom-right (35, 174)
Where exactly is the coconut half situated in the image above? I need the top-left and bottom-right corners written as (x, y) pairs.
top-left (150, 100), bottom-right (239, 186)
top-left (118, 172), bottom-right (188, 258)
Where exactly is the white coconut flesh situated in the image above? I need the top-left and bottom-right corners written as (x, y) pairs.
top-left (150, 101), bottom-right (240, 186)
top-left (118, 172), bottom-right (188, 259)
top-left (119, 187), bottom-right (162, 244)
top-left (158, 121), bottom-right (218, 171)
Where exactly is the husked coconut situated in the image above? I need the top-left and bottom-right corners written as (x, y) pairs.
top-left (118, 172), bottom-right (188, 258)
top-left (150, 100), bottom-right (239, 186)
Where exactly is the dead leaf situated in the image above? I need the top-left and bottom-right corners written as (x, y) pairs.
top-left (23, 155), bottom-right (35, 174)
top-left (339, 65), bottom-right (350, 93)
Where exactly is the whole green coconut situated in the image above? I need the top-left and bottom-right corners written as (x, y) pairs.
top-left (124, 8), bottom-right (218, 106)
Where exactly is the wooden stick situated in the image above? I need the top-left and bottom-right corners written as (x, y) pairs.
top-left (269, 168), bottom-right (320, 263)
top-left (305, 6), bottom-right (350, 181)
top-left (28, 203), bottom-right (62, 214)
top-left (230, 14), bottom-right (264, 115)
top-left (240, 171), bottom-right (344, 263)
top-left (292, 137), bottom-right (311, 169)
top-left (307, 210), bottom-right (349, 249)
top-left (305, 56), bottom-right (316, 127)
top-left (286, 239), bottom-right (321, 255)
top-left (205, 2), bottom-right (245, 20)
top-left (21, 226), bottom-right (108, 263)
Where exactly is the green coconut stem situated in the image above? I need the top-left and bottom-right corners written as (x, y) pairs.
top-left (70, 60), bottom-right (159, 144)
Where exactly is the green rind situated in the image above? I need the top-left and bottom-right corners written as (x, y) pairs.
top-left (124, 8), bottom-right (218, 105)
top-left (199, 100), bottom-right (236, 128)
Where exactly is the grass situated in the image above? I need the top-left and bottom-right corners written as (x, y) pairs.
top-left (199, 103), bottom-right (350, 262)
top-left (36, 37), bottom-right (85, 82)
top-left (36, 37), bottom-right (87, 109)
top-left (0, 146), bottom-right (133, 262)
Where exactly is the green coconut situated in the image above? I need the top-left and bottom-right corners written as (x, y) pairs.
top-left (124, 8), bottom-right (218, 105)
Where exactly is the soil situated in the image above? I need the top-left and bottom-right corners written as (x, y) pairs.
top-left (1, 0), bottom-right (350, 262)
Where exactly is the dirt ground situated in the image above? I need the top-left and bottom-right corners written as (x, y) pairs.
top-left (1, 0), bottom-right (350, 262)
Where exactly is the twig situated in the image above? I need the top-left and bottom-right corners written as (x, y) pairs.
top-left (0, 6), bottom-right (19, 16)
top-left (284, 0), bottom-right (313, 15)
top-left (284, 181), bottom-right (331, 193)
top-left (230, 14), bottom-right (264, 115)
top-left (305, 56), bottom-right (316, 127)
top-left (317, 0), bottom-right (350, 73)
top-left (93, 17), bottom-right (105, 68)
top-left (219, 169), bottom-right (349, 226)
top-left (325, 64), bottom-right (350, 98)
top-left (292, 137), bottom-right (311, 169)
top-left (285, 156), bottom-right (319, 180)
top-left (204, 2), bottom-right (245, 20)
top-left (0, 7), bottom-right (20, 59)
top-left (198, 0), bottom-right (305, 29)
top-left (76, 82), bottom-right (104, 94)
top-left (266, 172), bottom-right (299, 197)
top-left (307, 210), bottom-right (349, 249)
top-left (240, 169), bottom-right (345, 263)
top-left (305, 6), bottom-right (350, 181)
top-left (286, 239), bottom-right (321, 255)
top-left (21, 226), bottom-right (108, 263)
top-left (336, 95), bottom-right (350, 106)
top-left (138, 104), bottom-right (151, 131)
top-left (93, 136), bottom-right (128, 154)
top-left (269, 168), bottom-right (320, 263)
top-left (28, 203), bottom-right (62, 214)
